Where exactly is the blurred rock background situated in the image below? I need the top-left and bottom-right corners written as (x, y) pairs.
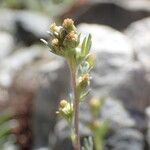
top-left (0, 0), bottom-right (150, 150)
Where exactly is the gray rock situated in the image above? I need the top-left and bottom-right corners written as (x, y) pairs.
top-left (95, 0), bottom-right (150, 11)
top-left (107, 128), bottom-right (144, 150)
top-left (14, 10), bottom-right (51, 46)
top-left (32, 58), bottom-right (71, 149)
top-left (78, 24), bottom-right (132, 96)
top-left (146, 107), bottom-right (150, 148)
top-left (78, 24), bottom-right (150, 112)
top-left (35, 148), bottom-right (49, 150)
top-left (101, 98), bottom-right (135, 129)
top-left (0, 45), bottom-right (44, 88)
top-left (64, 1), bottom-right (150, 30)
top-left (0, 9), bottom-right (16, 32)
top-left (125, 17), bottom-right (150, 67)
top-left (0, 32), bottom-right (14, 61)
top-left (0, 9), bottom-right (51, 45)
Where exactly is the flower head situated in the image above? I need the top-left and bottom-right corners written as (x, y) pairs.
top-left (63, 31), bottom-right (79, 49)
top-left (57, 99), bottom-right (74, 122)
top-left (63, 18), bottom-right (76, 32)
top-left (41, 18), bottom-right (79, 57)
top-left (50, 23), bottom-right (61, 33)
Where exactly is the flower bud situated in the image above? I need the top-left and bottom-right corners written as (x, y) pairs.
top-left (50, 23), bottom-right (60, 33)
top-left (50, 38), bottom-right (61, 53)
top-left (78, 73), bottom-right (90, 86)
top-left (51, 38), bottom-right (59, 46)
top-left (63, 31), bottom-right (79, 49)
top-left (57, 100), bottom-right (74, 122)
top-left (63, 18), bottom-right (76, 32)
top-left (60, 99), bottom-right (68, 108)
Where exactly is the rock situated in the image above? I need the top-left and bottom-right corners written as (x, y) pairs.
top-left (0, 9), bottom-right (51, 45)
top-left (0, 32), bottom-right (14, 61)
top-left (110, 62), bottom-right (150, 113)
top-left (7, 46), bottom-right (60, 149)
top-left (106, 128), bottom-right (144, 150)
top-left (92, 0), bottom-right (150, 11)
top-left (125, 17), bottom-right (150, 67)
top-left (62, 2), bottom-right (150, 30)
top-left (3, 142), bottom-right (19, 150)
top-left (0, 45), bottom-right (44, 88)
top-left (0, 9), bottom-right (16, 32)
top-left (146, 107), bottom-right (150, 148)
top-left (35, 148), bottom-right (49, 150)
top-left (78, 24), bottom-right (131, 98)
top-left (14, 10), bottom-right (51, 46)
top-left (78, 24), bottom-right (150, 113)
top-left (32, 58), bottom-right (70, 149)
top-left (111, 0), bottom-right (150, 11)
top-left (101, 98), bottom-right (135, 129)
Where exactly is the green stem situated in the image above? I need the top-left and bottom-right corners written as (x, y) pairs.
top-left (94, 134), bottom-right (103, 150)
top-left (68, 60), bottom-right (80, 150)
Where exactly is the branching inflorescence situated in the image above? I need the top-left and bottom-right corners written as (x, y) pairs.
top-left (41, 18), bottom-right (95, 150)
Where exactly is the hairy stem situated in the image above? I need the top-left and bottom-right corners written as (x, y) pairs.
top-left (68, 60), bottom-right (80, 150)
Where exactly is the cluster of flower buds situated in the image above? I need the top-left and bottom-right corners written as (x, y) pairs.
top-left (56, 99), bottom-right (74, 122)
top-left (41, 19), bottom-right (80, 57)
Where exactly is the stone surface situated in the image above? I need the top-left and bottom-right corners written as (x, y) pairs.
top-left (0, 32), bottom-right (14, 61)
top-left (125, 17), bottom-right (150, 68)
top-left (63, 1), bottom-right (150, 30)
top-left (0, 9), bottom-right (51, 45)
top-left (3, 142), bottom-right (18, 150)
top-left (14, 10), bottom-right (51, 45)
top-left (0, 9), bottom-right (16, 32)
top-left (0, 45), bottom-right (44, 88)
top-left (32, 58), bottom-right (70, 149)
top-left (78, 24), bottom-right (150, 112)
top-left (91, 0), bottom-right (150, 11)
top-left (106, 128), bottom-right (144, 150)
top-left (146, 107), bottom-right (150, 148)
top-left (101, 98), bottom-right (135, 129)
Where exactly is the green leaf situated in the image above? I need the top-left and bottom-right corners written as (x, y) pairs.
top-left (86, 34), bottom-right (92, 53)
top-left (80, 90), bottom-right (90, 101)
top-left (0, 113), bottom-right (12, 126)
top-left (82, 137), bottom-right (93, 150)
top-left (86, 54), bottom-right (95, 69)
top-left (81, 34), bottom-right (92, 57)
top-left (0, 123), bottom-right (11, 147)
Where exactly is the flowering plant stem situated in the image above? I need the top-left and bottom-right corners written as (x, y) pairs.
top-left (68, 60), bottom-right (80, 150)
top-left (41, 18), bottom-right (93, 150)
